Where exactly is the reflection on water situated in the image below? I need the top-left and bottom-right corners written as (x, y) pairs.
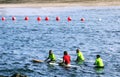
top-left (95, 67), bottom-right (104, 74)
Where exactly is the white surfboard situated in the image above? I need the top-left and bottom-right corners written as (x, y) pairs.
top-left (49, 62), bottom-right (79, 68)
top-left (32, 59), bottom-right (79, 68)
top-left (67, 64), bottom-right (80, 68)
top-left (49, 62), bottom-right (59, 66)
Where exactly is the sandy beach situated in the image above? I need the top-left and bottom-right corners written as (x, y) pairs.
top-left (0, 1), bottom-right (120, 8)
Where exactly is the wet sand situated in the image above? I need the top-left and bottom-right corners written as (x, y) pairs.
top-left (0, 1), bottom-right (120, 8)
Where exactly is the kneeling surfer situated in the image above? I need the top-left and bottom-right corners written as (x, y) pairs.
top-left (59, 51), bottom-right (71, 67)
top-left (45, 50), bottom-right (56, 63)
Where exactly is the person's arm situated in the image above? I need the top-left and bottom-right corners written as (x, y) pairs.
top-left (94, 59), bottom-right (97, 65)
top-left (76, 53), bottom-right (79, 61)
top-left (76, 56), bottom-right (78, 62)
top-left (44, 57), bottom-right (49, 62)
top-left (44, 55), bottom-right (50, 62)
top-left (70, 56), bottom-right (71, 61)
top-left (62, 56), bottom-right (66, 63)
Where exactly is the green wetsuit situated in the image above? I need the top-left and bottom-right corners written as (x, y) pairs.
top-left (49, 53), bottom-right (56, 61)
top-left (95, 57), bottom-right (104, 68)
top-left (77, 51), bottom-right (85, 62)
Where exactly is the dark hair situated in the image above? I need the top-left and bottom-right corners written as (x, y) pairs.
top-left (96, 55), bottom-right (100, 58)
top-left (49, 50), bottom-right (52, 54)
top-left (76, 49), bottom-right (80, 53)
top-left (64, 51), bottom-right (68, 55)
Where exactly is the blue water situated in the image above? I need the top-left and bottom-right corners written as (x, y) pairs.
top-left (0, 6), bottom-right (120, 77)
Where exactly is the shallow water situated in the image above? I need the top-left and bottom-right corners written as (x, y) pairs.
top-left (0, 6), bottom-right (120, 77)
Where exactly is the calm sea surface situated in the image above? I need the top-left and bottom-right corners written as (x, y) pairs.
top-left (0, 6), bottom-right (120, 77)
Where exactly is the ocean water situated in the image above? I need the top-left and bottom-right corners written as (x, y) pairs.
top-left (0, 6), bottom-right (120, 77)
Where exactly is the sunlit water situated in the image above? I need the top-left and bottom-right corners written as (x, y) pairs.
top-left (0, 6), bottom-right (120, 77)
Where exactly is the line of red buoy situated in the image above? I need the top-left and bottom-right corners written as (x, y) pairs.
top-left (12, 16), bottom-right (16, 21)
top-left (37, 17), bottom-right (41, 21)
top-left (2, 17), bottom-right (5, 21)
top-left (1, 16), bottom-right (85, 22)
top-left (56, 16), bottom-right (60, 21)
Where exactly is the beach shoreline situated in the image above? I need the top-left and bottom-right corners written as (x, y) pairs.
top-left (0, 1), bottom-right (120, 8)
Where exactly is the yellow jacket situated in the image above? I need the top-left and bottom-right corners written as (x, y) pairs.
top-left (77, 51), bottom-right (85, 61)
top-left (95, 57), bottom-right (104, 67)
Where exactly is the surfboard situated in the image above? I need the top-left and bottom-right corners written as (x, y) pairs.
top-left (67, 64), bottom-right (80, 68)
top-left (49, 62), bottom-right (79, 68)
top-left (32, 59), bottom-right (79, 68)
top-left (32, 59), bottom-right (44, 63)
top-left (49, 62), bottom-right (59, 66)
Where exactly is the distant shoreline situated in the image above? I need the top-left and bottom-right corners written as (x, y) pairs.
top-left (0, 1), bottom-right (120, 8)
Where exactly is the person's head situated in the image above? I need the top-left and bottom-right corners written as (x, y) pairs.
top-left (96, 55), bottom-right (100, 58)
top-left (49, 50), bottom-right (53, 54)
top-left (76, 49), bottom-right (80, 53)
top-left (64, 51), bottom-right (68, 55)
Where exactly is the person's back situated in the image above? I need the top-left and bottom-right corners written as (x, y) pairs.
top-left (94, 55), bottom-right (104, 68)
top-left (63, 51), bottom-right (71, 65)
top-left (45, 50), bottom-right (56, 63)
top-left (76, 49), bottom-right (85, 62)
top-left (49, 52), bottom-right (56, 61)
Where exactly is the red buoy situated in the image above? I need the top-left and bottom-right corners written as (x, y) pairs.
top-left (81, 18), bottom-right (85, 22)
top-left (45, 16), bottom-right (49, 21)
top-left (56, 16), bottom-right (60, 21)
top-left (2, 17), bottom-right (5, 21)
top-left (37, 17), bottom-right (41, 21)
top-left (12, 16), bottom-right (16, 21)
top-left (24, 16), bottom-right (29, 21)
top-left (67, 16), bottom-right (72, 22)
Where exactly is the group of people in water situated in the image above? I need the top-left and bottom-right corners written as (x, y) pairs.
top-left (45, 49), bottom-right (104, 68)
